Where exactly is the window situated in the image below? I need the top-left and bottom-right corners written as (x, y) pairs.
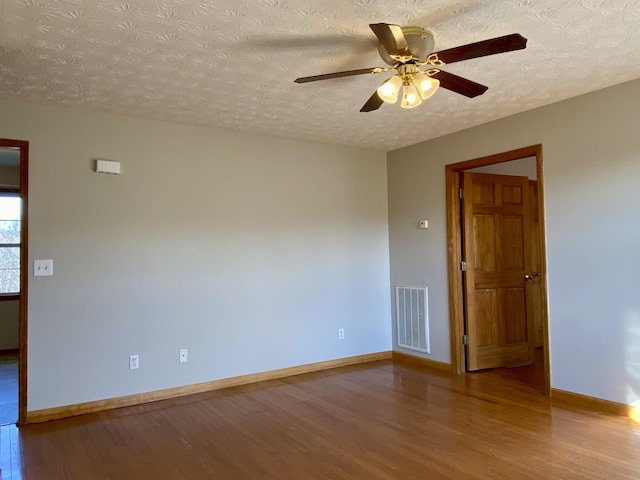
top-left (0, 193), bottom-right (21, 294)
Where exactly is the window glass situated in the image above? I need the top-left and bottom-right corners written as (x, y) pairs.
top-left (0, 195), bottom-right (21, 294)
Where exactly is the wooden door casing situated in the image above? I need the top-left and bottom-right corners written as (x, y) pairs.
top-left (463, 172), bottom-right (535, 371)
top-left (529, 181), bottom-right (544, 347)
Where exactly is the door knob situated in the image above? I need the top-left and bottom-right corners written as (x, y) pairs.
top-left (524, 272), bottom-right (541, 281)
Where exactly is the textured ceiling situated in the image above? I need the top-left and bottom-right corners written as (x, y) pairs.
top-left (0, 0), bottom-right (639, 151)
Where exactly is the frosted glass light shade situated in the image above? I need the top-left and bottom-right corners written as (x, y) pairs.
top-left (400, 82), bottom-right (422, 108)
top-left (415, 72), bottom-right (440, 100)
top-left (377, 75), bottom-right (403, 104)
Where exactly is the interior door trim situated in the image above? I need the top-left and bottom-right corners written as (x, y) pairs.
top-left (0, 138), bottom-right (29, 424)
top-left (445, 144), bottom-right (551, 395)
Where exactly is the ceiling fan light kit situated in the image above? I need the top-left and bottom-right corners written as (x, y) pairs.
top-left (294, 23), bottom-right (527, 112)
top-left (378, 65), bottom-right (442, 109)
top-left (401, 81), bottom-right (422, 108)
top-left (415, 72), bottom-right (440, 100)
top-left (377, 75), bottom-right (403, 103)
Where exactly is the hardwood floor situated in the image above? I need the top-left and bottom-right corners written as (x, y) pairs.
top-left (472, 346), bottom-right (547, 394)
top-left (0, 352), bottom-right (19, 426)
top-left (0, 424), bottom-right (21, 480)
top-left (1, 360), bottom-right (640, 479)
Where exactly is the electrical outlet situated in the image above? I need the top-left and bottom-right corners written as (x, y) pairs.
top-left (129, 354), bottom-right (139, 370)
top-left (338, 328), bottom-right (345, 340)
top-left (179, 349), bottom-right (188, 363)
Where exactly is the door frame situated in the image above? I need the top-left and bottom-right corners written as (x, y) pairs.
top-left (445, 144), bottom-right (551, 394)
top-left (0, 138), bottom-right (28, 424)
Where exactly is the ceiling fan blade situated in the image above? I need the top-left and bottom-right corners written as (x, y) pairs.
top-left (433, 33), bottom-right (527, 64)
top-left (294, 67), bottom-right (383, 84)
top-left (431, 70), bottom-right (488, 98)
top-left (369, 23), bottom-right (413, 61)
top-left (360, 91), bottom-right (384, 112)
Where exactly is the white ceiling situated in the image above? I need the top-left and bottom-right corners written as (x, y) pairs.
top-left (1, 0), bottom-right (639, 151)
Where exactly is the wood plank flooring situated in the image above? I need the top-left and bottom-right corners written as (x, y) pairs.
top-left (0, 352), bottom-right (19, 426)
top-left (2, 360), bottom-right (640, 479)
top-left (0, 424), bottom-right (22, 480)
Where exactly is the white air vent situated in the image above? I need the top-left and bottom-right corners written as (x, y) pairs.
top-left (396, 286), bottom-right (429, 353)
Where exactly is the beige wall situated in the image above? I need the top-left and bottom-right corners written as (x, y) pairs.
top-left (0, 165), bottom-right (20, 187)
top-left (0, 300), bottom-right (19, 350)
top-left (4, 78), bottom-right (638, 412)
top-left (0, 99), bottom-right (391, 412)
top-left (387, 78), bottom-right (640, 406)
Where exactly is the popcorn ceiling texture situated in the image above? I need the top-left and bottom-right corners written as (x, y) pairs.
top-left (0, 0), bottom-right (639, 151)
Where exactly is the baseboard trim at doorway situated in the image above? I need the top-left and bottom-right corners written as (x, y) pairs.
top-left (392, 351), bottom-right (452, 372)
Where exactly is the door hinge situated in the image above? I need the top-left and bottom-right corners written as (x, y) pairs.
top-left (459, 188), bottom-right (464, 199)
top-left (462, 334), bottom-right (469, 346)
top-left (460, 261), bottom-right (467, 272)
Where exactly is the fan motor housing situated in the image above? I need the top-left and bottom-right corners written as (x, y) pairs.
top-left (378, 26), bottom-right (436, 65)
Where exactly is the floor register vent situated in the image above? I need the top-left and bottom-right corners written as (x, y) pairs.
top-left (396, 286), bottom-right (430, 354)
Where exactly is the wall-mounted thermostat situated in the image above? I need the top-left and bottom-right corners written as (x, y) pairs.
top-left (95, 159), bottom-right (121, 175)
top-left (419, 220), bottom-right (428, 229)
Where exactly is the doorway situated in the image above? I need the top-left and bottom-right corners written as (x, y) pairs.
top-left (0, 138), bottom-right (28, 425)
top-left (445, 145), bottom-right (550, 394)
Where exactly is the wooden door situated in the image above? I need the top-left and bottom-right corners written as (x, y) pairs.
top-left (529, 181), bottom-right (544, 347)
top-left (462, 172), bottom-right (534, 371)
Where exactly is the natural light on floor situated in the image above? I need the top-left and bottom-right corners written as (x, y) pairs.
top-left (626, 310), bottom-right (640, 426)
top-left (630, 404), bottom-right (640, 426)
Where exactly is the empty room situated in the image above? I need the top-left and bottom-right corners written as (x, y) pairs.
top-left (0, 1), bottom-right (639, 479)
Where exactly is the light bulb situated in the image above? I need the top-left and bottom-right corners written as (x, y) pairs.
top-left (377, 75), bottom-right (403, 104)
top-left (414, 72), bottom-right (440, 100)
top-left (400, 82), bottom-right (422, 109)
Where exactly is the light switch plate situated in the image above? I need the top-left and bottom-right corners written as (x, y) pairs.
top-left (34, 259), bottom-right (53, 276)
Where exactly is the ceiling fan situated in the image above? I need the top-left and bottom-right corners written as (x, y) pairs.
top-left (294, 23), bottom-right (527, 112)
